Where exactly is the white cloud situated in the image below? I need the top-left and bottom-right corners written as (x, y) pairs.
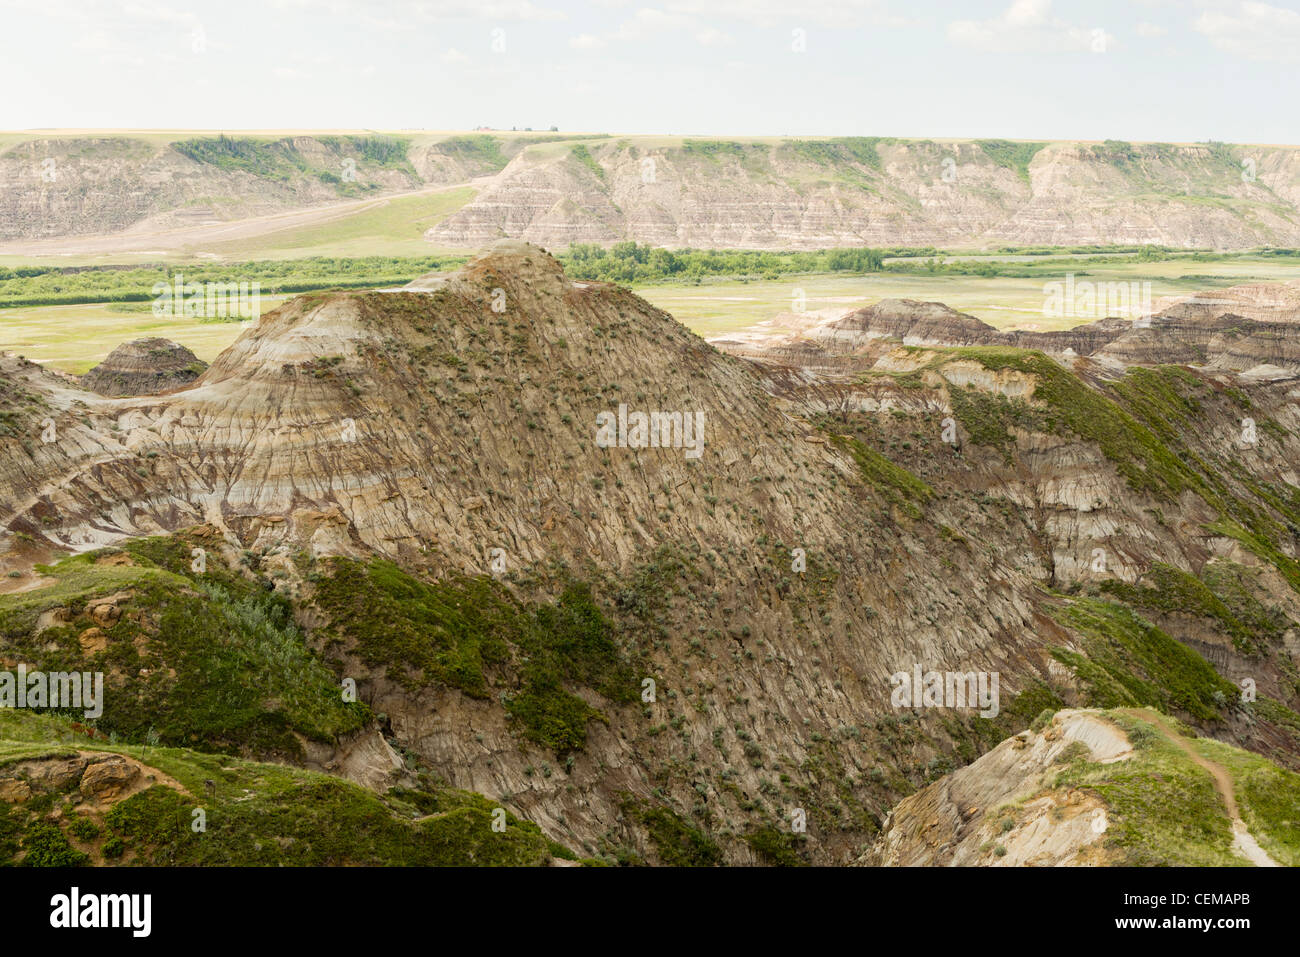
top-left (441, 47), bottom-right (471, 63)
top-left (1136, 21), bottom-right (1168, 37)
top-left (948, 0), bottom-right (1113, 53)
top-left (71, 29), bottom-right (118, 53)
top-left (569, 33), bottom-right (607, 49)
top-left (664, 0), bottom-right (909, 29)
top-left (265, 0), bottom-right (403, 29)
top-left (1193, 1), bottom-right (1300, 62)
top-left (409, 0), bottom-right (565, 21)
top-left (262, 0), bottom-right (564, 24)
top-left (693, 26), bottom-right (732, 45)
top-left (613, 8), bottom-right (696, 39)
top-left (120, 2), bottom-right (198, 26)
top-left (588, 6), bottom-right (735, 47)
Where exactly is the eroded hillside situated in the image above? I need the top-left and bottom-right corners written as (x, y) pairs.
top-left (427, 138), bottom-right (1300, 250)
top-left (7, 134), bottom-right (1300, 250)
top-left (867, 708), bottom-right (1299, 866)
top-left (2, 242), bottom-right (1299, 865)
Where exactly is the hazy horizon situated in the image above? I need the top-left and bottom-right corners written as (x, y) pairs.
top-left (3, 0), bottom-right (1298, 143)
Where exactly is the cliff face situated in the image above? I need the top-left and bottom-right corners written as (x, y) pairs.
top-left (426, 139), bottom-right (1300, 250)
top-left (1155, 281), bottom-right (1300, 324)
top-left (3, 245), bottom-right (1300, 865)
top-left (0, 242), bottom-right (1057, 863)
top-left (868, 707), bottom-right (1296, 867)
top-left (7, 134), bottom-right (1300, 249)
top-left (867, 710), bottom-right (1133, 866)
top-left (715, 277), bottom-right (1300, 787)
top-left (0, 135), bottom-right (423, 241)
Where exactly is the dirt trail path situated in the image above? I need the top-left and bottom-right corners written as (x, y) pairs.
top-left (1119, 708), bottom-right (1280, 866)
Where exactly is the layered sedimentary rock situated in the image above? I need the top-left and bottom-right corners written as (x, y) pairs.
top-left (1155, 281), bottom-right (1300, 324)
top-left (866, 710), bottom-right (1133, 866)
top-left (0, 135), bottom-right (423, 241)
top-left (80, 338), bottom-right (208, 396)
top-left (10, 134), bottom-right (1300, 249)
top-left (4, 244), bottom-right (1300, 864)
top-left (1, 242), bottom-right (1060, 861)
top-left (715, 290), bottom-right (1300, 378)
top-left (427, 139), bottom-right (1300, 250)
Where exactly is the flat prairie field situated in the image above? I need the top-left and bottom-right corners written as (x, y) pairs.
top-left (0, 298), bottom-right (290, 374)
top-left (640, 257), bottom-right (1300, 338)
top-left (4, 255), bottom-right (1300, 374)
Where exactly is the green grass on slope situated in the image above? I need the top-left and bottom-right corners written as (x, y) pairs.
top-left (312, 558), bottom-right (515, 698)
top-left (0, 372), bottom-right (49, 437)
top-left (933, 350), bottom-right (1300, 606)
top-left (1100, 561), bottom-right (1293, 657)
top-left (787, 137), bottom-right (892, 172)
top-left (1047, 710), bottom-right (1241, 866)
top-left (682, 139), bottom-right (762, 161)
top-left (975, 140), bottom-right (1047, 183)
top-left (1101, 563), bottom-right (1249, 644)
top-left (948, 386), bottom-right (1050, 465)
top-left (621, 797), bottom-right (722, 867)
top-left (433, 134), bottom-right (508, 172)
top-left (570, 144), bottom-right (605, 180)
top-left (316, 135), bottom-right (413, 171)
top-left (936, 348), bottom-right (1204, 500)
top-left (0, 537), bottom-right (367, 758)
top-left (172, 134), bottom-right (417, 187)
top-left (823, 430), bottom-right (933, 519)
top-left (312, 558), bottom-right (638, 755)
top-left (1206, 519), bottom-right (1300, 594)
top-left (742, 824), bottom-right (809, 866)
top-left (1189, 734), bottom-right (1300, 866)
top-left (1048, 598), bottom-right (1238, 722)
top-left (205, 187), bottom-right (476, 259)
top-left (0, 529), bottom-right (651, 762)
top-left (0, 710), bottom-right (564, 866)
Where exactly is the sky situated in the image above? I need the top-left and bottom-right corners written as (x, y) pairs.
top-left (2, 0), bottom-right (1298, 143)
